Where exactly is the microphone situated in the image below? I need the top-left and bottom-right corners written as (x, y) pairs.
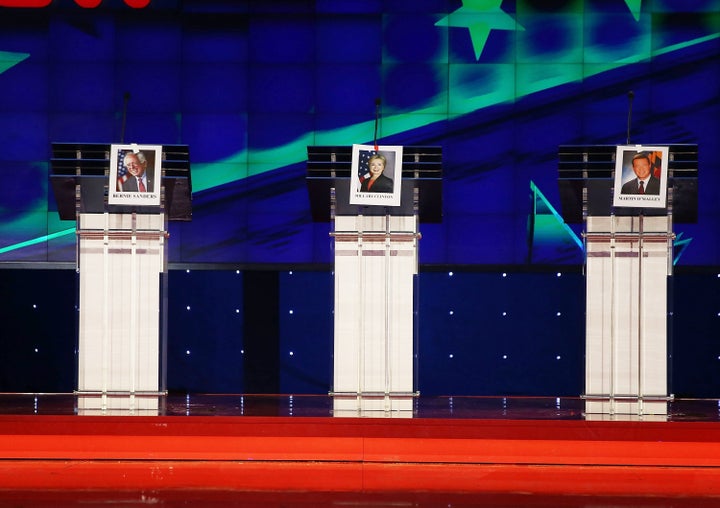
top-left (626, 90), bottom-right (634, 145)
top-left (373, 98), bottom-right (381, 150)
top-left (120, 92), bottom-right (131, 143)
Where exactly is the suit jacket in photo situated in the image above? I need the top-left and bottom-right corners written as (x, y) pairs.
top-left (123, 174), bottom-right (154, 193)
top-left (620, 174), bottom-right (660, 195)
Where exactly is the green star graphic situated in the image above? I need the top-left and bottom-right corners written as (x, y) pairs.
top-left (435, 0), bottom-right (523, 60)
top-left (624, 0), bottom-right (642, 22)
top-left (0, 50), bottom-right (30, 75)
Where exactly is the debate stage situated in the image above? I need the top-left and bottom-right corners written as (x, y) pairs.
top-left (0, 394), bottom-right (720, 507)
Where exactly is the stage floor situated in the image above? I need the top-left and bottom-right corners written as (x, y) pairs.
top-left (0, 394), bottom-right (719, 507)
top-left (1, 392), bottom-right (720, 420)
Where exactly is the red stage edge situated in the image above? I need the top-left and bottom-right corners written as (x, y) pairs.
top-left (1, 414), bottom-right (720, 496)
top-left (1, 461), bottom-right (720, 496)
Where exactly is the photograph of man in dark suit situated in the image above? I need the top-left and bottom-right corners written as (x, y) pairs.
top-left (119, 151), bottom-right (154, 193)
top-left (621, 152), bottom-right (660, 195)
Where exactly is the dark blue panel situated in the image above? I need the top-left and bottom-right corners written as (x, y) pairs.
top-left (314, 112), bottom-right (375, 136)
top-left (0, 62), bottom-right (47, 113)
top-left (122, 113), bottom-right (181, 145)
top-left (167, 270), bottom-right (245, 393)
top-left (0, 269), bottom-right (76, 393)
top-left (116, 19), bottom-right (181, 62)
top-left (182, 1), bottom-right (249, 14)
top-left (248, 1), bottom-right (314, 14)
top-left (177, 183), bottom-right (250, 262)
top-left (182, 16), bottom-right (248, 63)
top-left (49, 113), bottom-right (116, 143)
top-left (48, 62), bottom-right (115, 113)
top-left (0, 113), bottom-right (48, 160)
top-left (308, 222), bottom-right (334, 264)
top-left (586, 12), bottom-right (645, 55)
top-left (444, 215), bottom-right (518, 264)
top-left (181, 113), bottom-right (247, 162)
top-left (315, 64), bottom-right (382, 114)
top-left (587, 0), bottom-right (635, 13)
top-left (48, 16), bottom-right (115, 63)
top-left (316, 15), bottom-right (382, 63)
top-left (247, 65), bottom-right (314, 113)
top-left (384, 0), bottom-right (455, 13)
top-left (115, 64), bottom-right (182, 113)
top-left (246, 113), bottom-right (313, 150)
top-left (670, 271), bottom-right (720, 398)
top-left (415, 223), bottom-right (447, 265)
top-left (316, 0), bottom-right (382, 13)
top-left (383, 13), bottom-right (446, 62)
top-left (278, 271), bottom-right (333, 394)
top-left (417, 271), bottom-right (585, 396)
top-left (248, 16), bottom-right (314, 63)
top-left (383, 63), bottom-right (445, 112)
top-left (442, 151), bottom-right (515, 215)
top-left (0, 160), bottom-right (47, 212)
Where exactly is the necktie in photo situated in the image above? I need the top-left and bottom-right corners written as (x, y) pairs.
top-left (138, 178), bottom-right (146, 192)
top-left (638, 181), bottom-right (644, 194)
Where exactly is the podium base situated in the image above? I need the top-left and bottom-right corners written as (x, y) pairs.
top-left (583, 394), bottom-right (672, 419)
top-left (75, 391), bottom-right (167, 415)
top-left (331, 392), bottom-right (418, 417)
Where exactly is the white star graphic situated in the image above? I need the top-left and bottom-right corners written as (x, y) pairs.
top-left (436, 0), bottom-right (524, 61)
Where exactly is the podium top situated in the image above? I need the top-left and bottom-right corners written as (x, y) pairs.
top-left (557, 144), bottom-right (698, 223)
top-left (50, 142), bottom-right (192, 221)
top-left (306, 145), bottom-right (443, 222)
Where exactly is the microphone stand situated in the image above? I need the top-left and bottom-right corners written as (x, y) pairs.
top-left (120, 92), bottom-right (131, 143)
top-left (373, 98), bottom-right (381, 150)
top-left (626, 90), bottom-right (634, 145)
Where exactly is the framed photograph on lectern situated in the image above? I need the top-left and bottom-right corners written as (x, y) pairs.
top-left (109, 143), bottom-right (162, 206)
top-left (349, 144), bottom-right (403, 207)
top-left (613, 145), bottom-right (668, 209)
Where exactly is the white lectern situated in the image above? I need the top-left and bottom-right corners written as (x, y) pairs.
top-left (584, 214), bottom-right (672, 416)
top-left (331, 214), bottom-right (418, 413)
top-left (307, 146), bottom-right (442, 415)
top-left (558, 144), bottom-right (698, 419)
top-left (51, 143), bottom-right (191, 413)
top-left (75, 212), bottom-right (167, 412)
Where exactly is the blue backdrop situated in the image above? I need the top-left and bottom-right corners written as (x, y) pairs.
top-left (0, 0), bottom-right (718, 267)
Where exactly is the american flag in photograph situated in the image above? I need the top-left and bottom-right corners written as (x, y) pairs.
top-left (649, 150), bottom-right (663, 179)
top-left (116, 150), bottom-right (128, 190)
top-left (358, 149), bottom-right (377, 183)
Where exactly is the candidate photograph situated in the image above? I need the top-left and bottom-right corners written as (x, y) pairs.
top-left (359, 152), bottom-right (394, 193)
top-left (620, 151), bottom-right (661, 195)
top-left (116, 150), bottom-right (155, 193)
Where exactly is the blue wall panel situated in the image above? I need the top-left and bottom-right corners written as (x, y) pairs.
top-left (2, 269), bottom-right (717, 398)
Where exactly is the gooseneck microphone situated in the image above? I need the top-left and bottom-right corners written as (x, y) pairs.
top-left (626, 90), bottom-right (634, 145)
top-left (120, 92), bottom-right (131, 143)
top-left (373, 97), bottom-right (381, 150)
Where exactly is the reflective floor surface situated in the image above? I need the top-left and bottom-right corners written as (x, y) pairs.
top-left (0, 392), bottom-right (719, 420)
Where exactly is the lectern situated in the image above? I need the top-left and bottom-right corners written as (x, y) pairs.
top-left (307, 146), bottom-right (441, 414)
top-left (50, 143), bottom-right (191, 412)
top-left (558, 144), bottom-right (697, 418)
